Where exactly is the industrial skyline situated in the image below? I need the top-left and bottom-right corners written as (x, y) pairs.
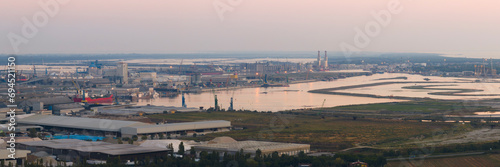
top-left (2, 1), bottom-right (500, 166)
top-left (1, 1), bottom-right (500, 58)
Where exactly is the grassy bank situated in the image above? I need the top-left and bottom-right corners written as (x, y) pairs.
top-left (148, 111), bottom-right (454, 151)
top-left (386, 153), bottom-right (500, 167)
top-left (323, 100), bottom-right (492, 115)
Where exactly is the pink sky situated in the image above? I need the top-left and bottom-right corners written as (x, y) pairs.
top-left (1, 0), bottom-right (500, 58)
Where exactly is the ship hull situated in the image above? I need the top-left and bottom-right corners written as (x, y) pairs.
top-left (73, 95), bottom-right (114, 104)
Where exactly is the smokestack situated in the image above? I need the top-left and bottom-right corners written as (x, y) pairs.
top-left (324, 51), bottom-right (328, 69)
top-left (491, 58), bottom-right (494, 72)
top-left (317, 51), bottom-right (321, 66)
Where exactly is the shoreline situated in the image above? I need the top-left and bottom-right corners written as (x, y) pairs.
top-left (201, 79), bottom-right (319, 92)
top-left (308, 81), bottom-right (500, 101)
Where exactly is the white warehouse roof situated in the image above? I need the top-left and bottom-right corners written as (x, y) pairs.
top-left (18, 115), bottom-right (231, 135)
top-left (121, 120), bottom-right (231, 135)
top-left (194, 140), bottom-right (310, 155)
top-left (19, 139), bottom-right (169, 155)
top-left (18, 115), bottom-right (148, 132)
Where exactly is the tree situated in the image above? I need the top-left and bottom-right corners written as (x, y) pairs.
top-left (29, 128), bottom-right (38, 138)
top-left (141, 135), bottom-right (148, 141)
top-left (246, 159), bottom-right (259, 167)
top-left (334, 157), bottom-right (345, 166)
top-left (128, 140), bottom-right (134, 144)
top-left (376, 156), bottom-right (387, 167)
top-left (312, 159), bottom-right (322, 167)
top-left (132, 135), bottom-right (138, 141)
top-left (178, 142), bottom-right (185, 155)
top-left (255, 149), bottom-right (262, 159)
top-left (117, 138), bottom-right (123, 144)
top-left (158, 133), bottom-right (164, 139)
top-left (190, 148), bottom-right (196, 156)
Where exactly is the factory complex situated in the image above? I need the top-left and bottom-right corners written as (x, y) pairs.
top-left (18, 139), bottom-right (170, 162)
top-left (193, 137), bottom-right (310, 156)
top-left (18, 114), bottom-right (231, 137)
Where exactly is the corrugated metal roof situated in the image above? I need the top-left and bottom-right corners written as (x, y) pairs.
top-left (20, 139), bottom-right (170, 156)
top-left (96, 105), bottom-right (200, 115)
top-left (53, 103), bottom-right (84, 110)
top-left (19, 115), bottom-right (230, 135)
top-left (22, 96), bottom-right (73, 105)
top-left (123, 120), bottom-right (231, 134)
top-left (140, 139), bottom-right (194, 152)
top-left (18, 115), bottom-right (149, 132)
top-left (194, 140), bottom-right (310, 154)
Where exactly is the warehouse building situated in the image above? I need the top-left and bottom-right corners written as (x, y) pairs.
top-left (93, 105), bottom-right (201, 116)
top-left (18, 115), bottom-right (231, 137)
top-left (193, 137), bottom-right (310, 156)
top-left (121, 120), bottom-right (231, 137)
top-left (18, 96), bottom-right (74, 114)
top-left (52, 103), bottom-right (85, 115)
top-left (18, 139), bottom-right (170, 162)
top-left (0, 149), bottom-right (31, 166)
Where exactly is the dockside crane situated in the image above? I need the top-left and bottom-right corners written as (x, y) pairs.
top-left (71, 77), bottom-right (87, 102)
top-left (179, 59), bottom-right (184, 74)
top-left (33, 65), bottom-right (37, 78)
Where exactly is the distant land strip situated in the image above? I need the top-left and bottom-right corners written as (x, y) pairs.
top-left (307, 81), bottom-right (499, 100)
top-left (403, 85), bottom-right (500, 96)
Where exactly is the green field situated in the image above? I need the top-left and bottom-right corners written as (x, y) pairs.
top-left (386, 153), bottom-right (500, 167)
top-left (148, 111), bottom-right (454, 151)
top-left (323, 100), bottom-right (491, 114)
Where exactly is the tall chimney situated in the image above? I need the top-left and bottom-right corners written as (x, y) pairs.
top-left (324, 51), bottom-right (328, 69)
top-left (317, 51), bottom-right (321, 66)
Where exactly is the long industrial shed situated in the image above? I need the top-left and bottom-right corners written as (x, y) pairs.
top-left (18, 114), bottom-right (231, 137)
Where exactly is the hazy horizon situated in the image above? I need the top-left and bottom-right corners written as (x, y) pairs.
top-left (2, 1), bottom-right (500, 58)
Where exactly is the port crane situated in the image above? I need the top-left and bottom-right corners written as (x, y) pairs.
top-left (179, 59), bottom-right (184, 73)
top-left (71, 77), bottom-right (86, 102)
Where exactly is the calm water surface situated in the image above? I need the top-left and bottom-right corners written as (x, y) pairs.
top-left (138, 73), bottom-right (500, 112)
top-left (138, 74), bottom-right (406, 111)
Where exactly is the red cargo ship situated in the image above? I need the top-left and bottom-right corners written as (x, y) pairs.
top-left (73, 93), bottom-right (114, 104)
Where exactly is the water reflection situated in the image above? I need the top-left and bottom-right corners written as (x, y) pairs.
top-left (138, 73), bottom-right (500, 112)
top-left (138, 74), bottom-right (406, 111)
